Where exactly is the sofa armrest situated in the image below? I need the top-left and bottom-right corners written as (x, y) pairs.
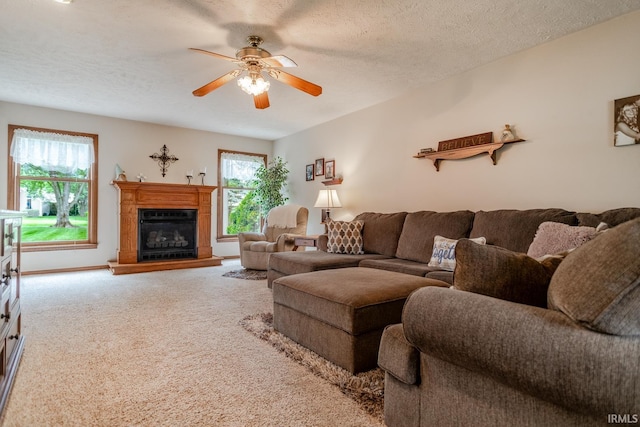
top-left (402, 286), bottom-right (640, 417)
top-left (317, 234), bottom-right (328, 251)
top-left (274, 233), bottom-right (306, 252)
top-left (238, 232), bottom-right (267, 246)
top-left (378, 323), bottom-right (420, 385)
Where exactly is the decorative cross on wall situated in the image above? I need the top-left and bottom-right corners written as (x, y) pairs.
top-left (149, 145), bottom-right (179, 177)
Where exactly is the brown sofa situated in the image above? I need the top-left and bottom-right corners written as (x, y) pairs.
top-left (269, 207), bottom-right (640, 422)
top-left (268, 207), bottom-right (640, 288)
top-left (378, 216), bottom-right (640, 426)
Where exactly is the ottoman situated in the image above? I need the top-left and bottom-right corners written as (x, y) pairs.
top-left (272, 267), bottom-right (448, 373)
top-left (267, 250), bottom-right (389, 288)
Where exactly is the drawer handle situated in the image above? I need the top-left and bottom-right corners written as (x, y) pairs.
top-left (8, 334), bottom-right (19, 340)
top-left (0, 274), bottom-right (8, 285)
top-left (10, 267), bottom-right (18, 274)
top-left (0, 313), bottom-right (9, 320)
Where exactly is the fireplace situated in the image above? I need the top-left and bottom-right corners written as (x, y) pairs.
top-left (138, 209), bottom-right (197, 262)
top-left (109, 181), bottom-right (222, 274)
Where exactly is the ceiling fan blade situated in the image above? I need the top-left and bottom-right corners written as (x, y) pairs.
top-left (262, 55), bottom-right (297, 68)
top-left (254, 92), bottom-right (270, 109)
top-left (189, 48), bottom-right (239, 63)
top-left (192, 70), bottom-right (240, 97)
top-left (269, 70), bottom-right (322, 96)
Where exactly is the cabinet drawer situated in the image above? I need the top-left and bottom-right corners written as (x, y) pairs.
top-left (0, 258), bottom-right (9, 298)
top-left (294, 237), bottom-right (318, 247)
top-left (5, 314), bottom-right (20, 361)
top-left (0, 340), bottom-right (5, 380)
top-left (8, 269), bottom-right (17, 311)
top-left (0, 290), bottom-right (8, 330)
top-left (1, 220), bottom-right (14, 258)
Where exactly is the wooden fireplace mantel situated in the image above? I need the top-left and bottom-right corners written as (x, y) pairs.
top-left (108, 181), bottom-right (222, 274)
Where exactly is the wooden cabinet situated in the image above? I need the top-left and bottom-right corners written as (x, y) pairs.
top-left (0, 211), bottom-right (23, 415)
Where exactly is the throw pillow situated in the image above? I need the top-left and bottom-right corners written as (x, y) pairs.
top-left (548, 217), bottom-right (640, 336)
top-left (527, 221), bottom-right (601, 258)
top-left (454, 239), bottom-right (567, 307)
top-left (325, 218), bottom-right (364, 255)
top-left (427, 235), bottom-right (486, 271)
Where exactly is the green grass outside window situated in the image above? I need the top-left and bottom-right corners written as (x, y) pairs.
top-left (20, 216), bottom-right (88, 242)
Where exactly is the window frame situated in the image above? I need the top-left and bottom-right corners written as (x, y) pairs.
top-left (217, 149), bottom-right (267, 242)
top-left (7, 124), bottom-right (99, 252)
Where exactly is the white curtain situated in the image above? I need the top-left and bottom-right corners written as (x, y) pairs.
top-left (10, 128), bottom-right (95, 174)
top-left (221, 152), bottom-right (264, 184)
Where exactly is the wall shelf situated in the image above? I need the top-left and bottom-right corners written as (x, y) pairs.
top-left (322, 177), bottom-right (343, 186)
top-left (414, 139), bottom-right (525, 171)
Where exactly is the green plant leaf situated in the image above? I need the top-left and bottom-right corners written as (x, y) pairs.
top-left (252, 157), bottom-right (289, 216)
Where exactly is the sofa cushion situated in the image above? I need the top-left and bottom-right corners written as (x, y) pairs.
top-left (395, 210), bottom-right (475, 264)
top-left (454, 239), bottom-right (565, 307)
top-left (427, 235), bottom-right (486, 271)
top-left (548, 217), bottom-right (640, 336)
top-left (576, 207), bottom-right (640, 227)
top-left (269, 251), bottom-right (389, 275)
top-left (358, 258), bottom-right (437, 277)
top-left (526, 221), bottom-right (599, 258)
top-left (424, 270), bottom-right (454, 285)
top-left (353, 212), bottom-right (408, 256)
top-left (325, 218), bottom-right (364, 254)
top-left (469, 209), bottom-right (576, 253)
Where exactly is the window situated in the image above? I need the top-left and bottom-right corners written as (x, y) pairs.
top-left (7, 125), bottom-right (98, 251)
top-left (217, 150), bottom-right (266, 241)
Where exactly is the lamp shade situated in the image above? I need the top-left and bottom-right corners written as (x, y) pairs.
top-left (314, 189), bottom-right (342, 208)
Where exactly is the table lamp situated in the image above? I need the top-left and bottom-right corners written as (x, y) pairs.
top-left (314, 189), bottom-right (342, 223)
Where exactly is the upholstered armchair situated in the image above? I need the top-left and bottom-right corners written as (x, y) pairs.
top-left (238, 204), bottom-right (309, 270)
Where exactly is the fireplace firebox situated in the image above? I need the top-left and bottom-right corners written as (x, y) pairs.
top-left (138, 209), bottom-right (197, 262)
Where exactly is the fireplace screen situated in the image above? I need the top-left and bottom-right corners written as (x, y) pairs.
top-left (138, 209), bottom-right (197, 262)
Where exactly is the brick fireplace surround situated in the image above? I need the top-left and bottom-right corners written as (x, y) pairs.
top-left (108, 181), bottom-right (223, 274)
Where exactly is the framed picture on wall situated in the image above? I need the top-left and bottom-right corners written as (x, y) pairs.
top-left (306, 164), bottom-right (314, 181)
top-left (614, 94), bottom-right (640, 147)
top-left (325, 160), bottom-right (335, 179)
top-left (315, 158), bottom-right (324, 176)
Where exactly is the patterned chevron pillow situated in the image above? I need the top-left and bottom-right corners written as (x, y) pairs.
top-left (326, 218), bottom-right (364, 255)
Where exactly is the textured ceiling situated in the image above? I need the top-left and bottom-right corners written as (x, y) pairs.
top-left (1, 1), bottom-right (640, 141)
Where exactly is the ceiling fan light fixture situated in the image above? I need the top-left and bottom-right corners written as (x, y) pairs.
top-left (237, 74), bottom-right (270, 96)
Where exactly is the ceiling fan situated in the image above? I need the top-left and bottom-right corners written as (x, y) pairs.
top-left (190, 35), bottom-right (322, 109)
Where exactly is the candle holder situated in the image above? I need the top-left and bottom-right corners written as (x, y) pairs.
top-left (186, 174), bottom-right (193, 185)
top-left (199, 172), bottom-right (206, 186)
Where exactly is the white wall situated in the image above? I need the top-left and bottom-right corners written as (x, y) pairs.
top-left (275, 11), bottom-right (640, 236)
top-left (0, 102), bottom-right (272, 272)
top-left (4, 11), bottom-right (640, 271)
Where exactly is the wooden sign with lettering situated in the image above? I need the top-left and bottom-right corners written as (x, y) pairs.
top-left (437, 132), bottom-right (493, 152)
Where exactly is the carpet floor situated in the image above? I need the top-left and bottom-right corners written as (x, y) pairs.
top-left (239, 313), bottom-right (384, 422)
top-left (1, 260), bottom-right (384, 427)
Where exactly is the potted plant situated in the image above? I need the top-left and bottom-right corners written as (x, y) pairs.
top-left (252, 156), bottom-right (289, 217)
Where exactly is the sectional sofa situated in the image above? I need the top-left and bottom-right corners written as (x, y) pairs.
top-left (268, 208), bottom-right (640, 287)
top-left (268, 207), bottom-right (640, 425)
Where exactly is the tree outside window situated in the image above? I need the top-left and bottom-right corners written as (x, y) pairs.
top-left (217, 150), bottom-right (266, 240)
top-left (7, 125), bottom-right (98, 250)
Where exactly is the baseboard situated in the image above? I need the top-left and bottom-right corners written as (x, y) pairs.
top-left (22, 265), bottom-right (109, 276)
